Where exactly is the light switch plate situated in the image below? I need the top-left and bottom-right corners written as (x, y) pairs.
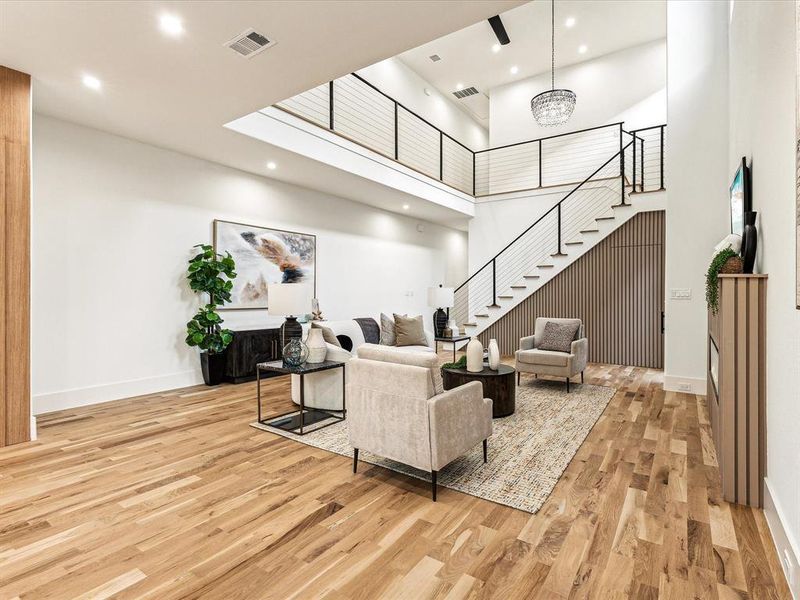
top-left (670, 288), bottom-right (692, 300)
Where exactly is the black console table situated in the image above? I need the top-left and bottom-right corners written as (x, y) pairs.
top-left (225, 328), bottom-right (282, 383)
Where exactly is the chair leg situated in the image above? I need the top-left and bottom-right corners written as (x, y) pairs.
top-left (353, 448), bottom-right (359, 473)
top-left (566, 377), bottom-right (570, 393)
top-left (517, 371), bottom-right (520, 384)
top-left (483, 439), bottom-right (488, 463)
top-left (581, 371), bottom-right (584, 384)
top-left (431, 471), bottom-right (438, 501)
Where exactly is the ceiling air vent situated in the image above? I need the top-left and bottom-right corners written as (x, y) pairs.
top-left (429, 54), bottom-right (441, 62)
top-left (224, 28), bottom-right (276, 58)
top-left (452, 86), bottom-right (479, 99)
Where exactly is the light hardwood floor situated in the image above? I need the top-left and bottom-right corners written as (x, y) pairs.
top-left (0, 360), bottom-right (790, 599)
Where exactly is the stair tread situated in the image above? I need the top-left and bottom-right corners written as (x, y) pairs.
top-left (523, 275), bottom-right (540, 279)
top-left (464, 322), bottom-right (476, 327)
top-left (510, 285), bottom-right (526, 289)
top-left (580, 229), bottom-right (600, 233)
top-left (595, 216), bottom-right (615, 221)
top-left (565, 241), bottom-right (584, 246)
top-left (475, 314), bottom-right (489, 318)
top-left (537, 264), bottom-right (554, 268)
top-left (498, 295), bottom-right (514, 299)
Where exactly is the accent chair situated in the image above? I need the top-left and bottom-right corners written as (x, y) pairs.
top-left (347, 344), bottom-right (493, 501)
top-left (514, 317), bottom-right (588, 392)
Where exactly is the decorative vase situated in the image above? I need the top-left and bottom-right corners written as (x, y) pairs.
top-left (282, 339), bottom-right (309, 367)
top-left (488, 339), bottom-right (500, 370)
top-left (466, 337), bottom-right (484, 373)
top-left (305, 327), bottom-right (327, 363)
top-left (433, 308), bottom-right (448, 337)
top-left (200, 351), bottom-right (226, 386)
top-left (741, 211), bottom-right (757, 274)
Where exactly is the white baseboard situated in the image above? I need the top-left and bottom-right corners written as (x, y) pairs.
top-left (33, 369), bottom-right (203, 415)
top-left (30, 415), bottom-right (37, 441)
top-left (663, 374), bottom-right (706, 395)
top-left (764, 478), bottom-right (800, 597)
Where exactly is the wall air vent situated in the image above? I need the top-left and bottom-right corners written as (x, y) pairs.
top-left (429, 54), bottom-right (441, 62)
top-left (224, 29), bottom-right (276, 58)
top-left (452, 86), bottom-right (479, 99)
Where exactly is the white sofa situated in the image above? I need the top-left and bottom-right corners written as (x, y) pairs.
top-left (291, 317), bottom-right (434, 411)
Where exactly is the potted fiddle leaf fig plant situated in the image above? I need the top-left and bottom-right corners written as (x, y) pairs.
top-left (185, 244), bottom-right (236, 385)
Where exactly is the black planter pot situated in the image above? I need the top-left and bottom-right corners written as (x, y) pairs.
top-left (200, 351), bottom-right (227, 386)
top-left (741, 211), bottom-right (758, 274)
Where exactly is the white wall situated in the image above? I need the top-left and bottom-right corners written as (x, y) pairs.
top-left (729, 0), bottom-right (800, 592)
top-left (489, 39), bottom-right (666, 147)
top-left (357, 57), bottom-right (489, 150)
top-left (31, 115), bottom-right (467, 413)
top-left (663, 0), bottom-right (729, 394)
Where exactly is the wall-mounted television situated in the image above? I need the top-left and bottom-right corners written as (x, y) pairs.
top-left (730, 156), bottom-right (751, 236)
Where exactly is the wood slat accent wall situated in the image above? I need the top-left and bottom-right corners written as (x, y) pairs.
top-left (0, 66), bottom-right (31, 446)
top-left (479, 210), bottom-right (665, 368)
top-left (707, 275), bottom-right (767, 507)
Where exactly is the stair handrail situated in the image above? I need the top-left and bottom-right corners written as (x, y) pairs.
top-left (455, 139), bottom-right (634, 295)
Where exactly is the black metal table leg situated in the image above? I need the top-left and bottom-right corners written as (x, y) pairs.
top-left (257, 366), bottom-right (262, 423)
top-left (299, 373), bottom-right (305, 435)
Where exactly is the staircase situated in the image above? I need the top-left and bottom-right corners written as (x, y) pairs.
top-left (453, 125), bottom-right (666, 338)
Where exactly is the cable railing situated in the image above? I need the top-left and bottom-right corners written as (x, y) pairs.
top-left (452, 140), bottom-right (633, 327)
top-left (274, 73), bottom-right (666, 199)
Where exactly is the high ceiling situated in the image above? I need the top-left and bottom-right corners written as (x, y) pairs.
top-left (0, 0), bottom-right (522, 228)
top-left (399, 0), bottom-right (665, 106)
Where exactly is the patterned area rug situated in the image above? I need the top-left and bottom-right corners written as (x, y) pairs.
top-left (250, 379), bottom-right (615, 513)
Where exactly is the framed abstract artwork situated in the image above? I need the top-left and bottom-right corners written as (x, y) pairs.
top-left (213, 219), bottom-right (316, 310)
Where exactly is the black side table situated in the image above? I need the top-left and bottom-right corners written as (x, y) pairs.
top-left (256, 359), bottom-right (346, 435)
top-left (434, 335), bottom-right (471, 362)
top-left (441, 364), bottom-right (516, 418)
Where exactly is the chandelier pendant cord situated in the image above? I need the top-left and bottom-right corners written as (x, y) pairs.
top-left (551, 0), bottom-right (555, 91)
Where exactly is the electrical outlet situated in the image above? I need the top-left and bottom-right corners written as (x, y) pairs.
top-left (783, 549), bottom-right (798, 590)
top-left (670, 288), bottom-right (692, 300)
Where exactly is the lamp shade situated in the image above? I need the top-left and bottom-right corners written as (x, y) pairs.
top-left (427, 286), bottom-right (454, 308)
top-left (268, 283), bottom-right (311, 316)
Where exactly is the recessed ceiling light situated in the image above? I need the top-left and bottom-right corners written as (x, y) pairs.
top-left (578, 45), bottom-right (588, 54)
top-left (402, 204), bottom-right (410, 210)
top-left (456, 83), bottom-right (464, 91)
top-left (82, 74), bottom-right (101, 91)
top-left (159, 14), bottom-right (184, 37)
top-left (510, 65), bottom-right (519, 75)
top-left (266, 161), bottom-right (277, 170)
top-left (492, 43), bottom-right (501, 53)
top-left (565, 17), bottom-right (576, 28)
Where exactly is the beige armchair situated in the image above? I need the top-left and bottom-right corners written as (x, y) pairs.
top-left (347, 344), bottom-right (493, 501)
top-left (515, 317), bottom-right (588, 392)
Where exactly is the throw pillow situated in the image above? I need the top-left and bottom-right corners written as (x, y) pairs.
top-left (394, 314), bottom-right (427, 347)
top-left (538, 321), bottom-right (580, 353)
top-left (380, 312), bottom-right (397, 346)
top-left (311, 322), bottom-right (341, 348)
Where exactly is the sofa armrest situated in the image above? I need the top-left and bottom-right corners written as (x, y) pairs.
top-left (427, 381), bottom-right (493, 471)
top-left (520, 335), bottom-right (536, 350)
top-left (325, 343), bottom-right (353, 362)
top-left (424, 328), bottom-right (435, 350)
top-left (570, 337), bottom-right (588, 373)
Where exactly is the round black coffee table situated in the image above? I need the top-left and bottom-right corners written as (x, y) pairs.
top-left (441, 364), bottom-right (516, 418)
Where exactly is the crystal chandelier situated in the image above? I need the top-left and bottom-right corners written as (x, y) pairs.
top-left (531, 0), bottom-right (576, 127)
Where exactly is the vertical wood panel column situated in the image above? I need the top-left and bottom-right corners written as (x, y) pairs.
top-left (0, 66), bottom-right (31, 446)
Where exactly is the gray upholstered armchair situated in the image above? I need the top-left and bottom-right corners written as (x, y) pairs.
top-left (514, 317), bottom-right (588, 392)
top-left (347, 344), bottom-right (493, 501)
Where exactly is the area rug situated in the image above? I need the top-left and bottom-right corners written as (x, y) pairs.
top-left (250, 380), bottom-right (615, 513)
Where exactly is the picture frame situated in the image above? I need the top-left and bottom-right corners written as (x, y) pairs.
top-left (213, 219), bottom-right (316, 311)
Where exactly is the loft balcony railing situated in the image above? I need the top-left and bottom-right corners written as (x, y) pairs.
top-left (274, 72), bottom-right (666, 199)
